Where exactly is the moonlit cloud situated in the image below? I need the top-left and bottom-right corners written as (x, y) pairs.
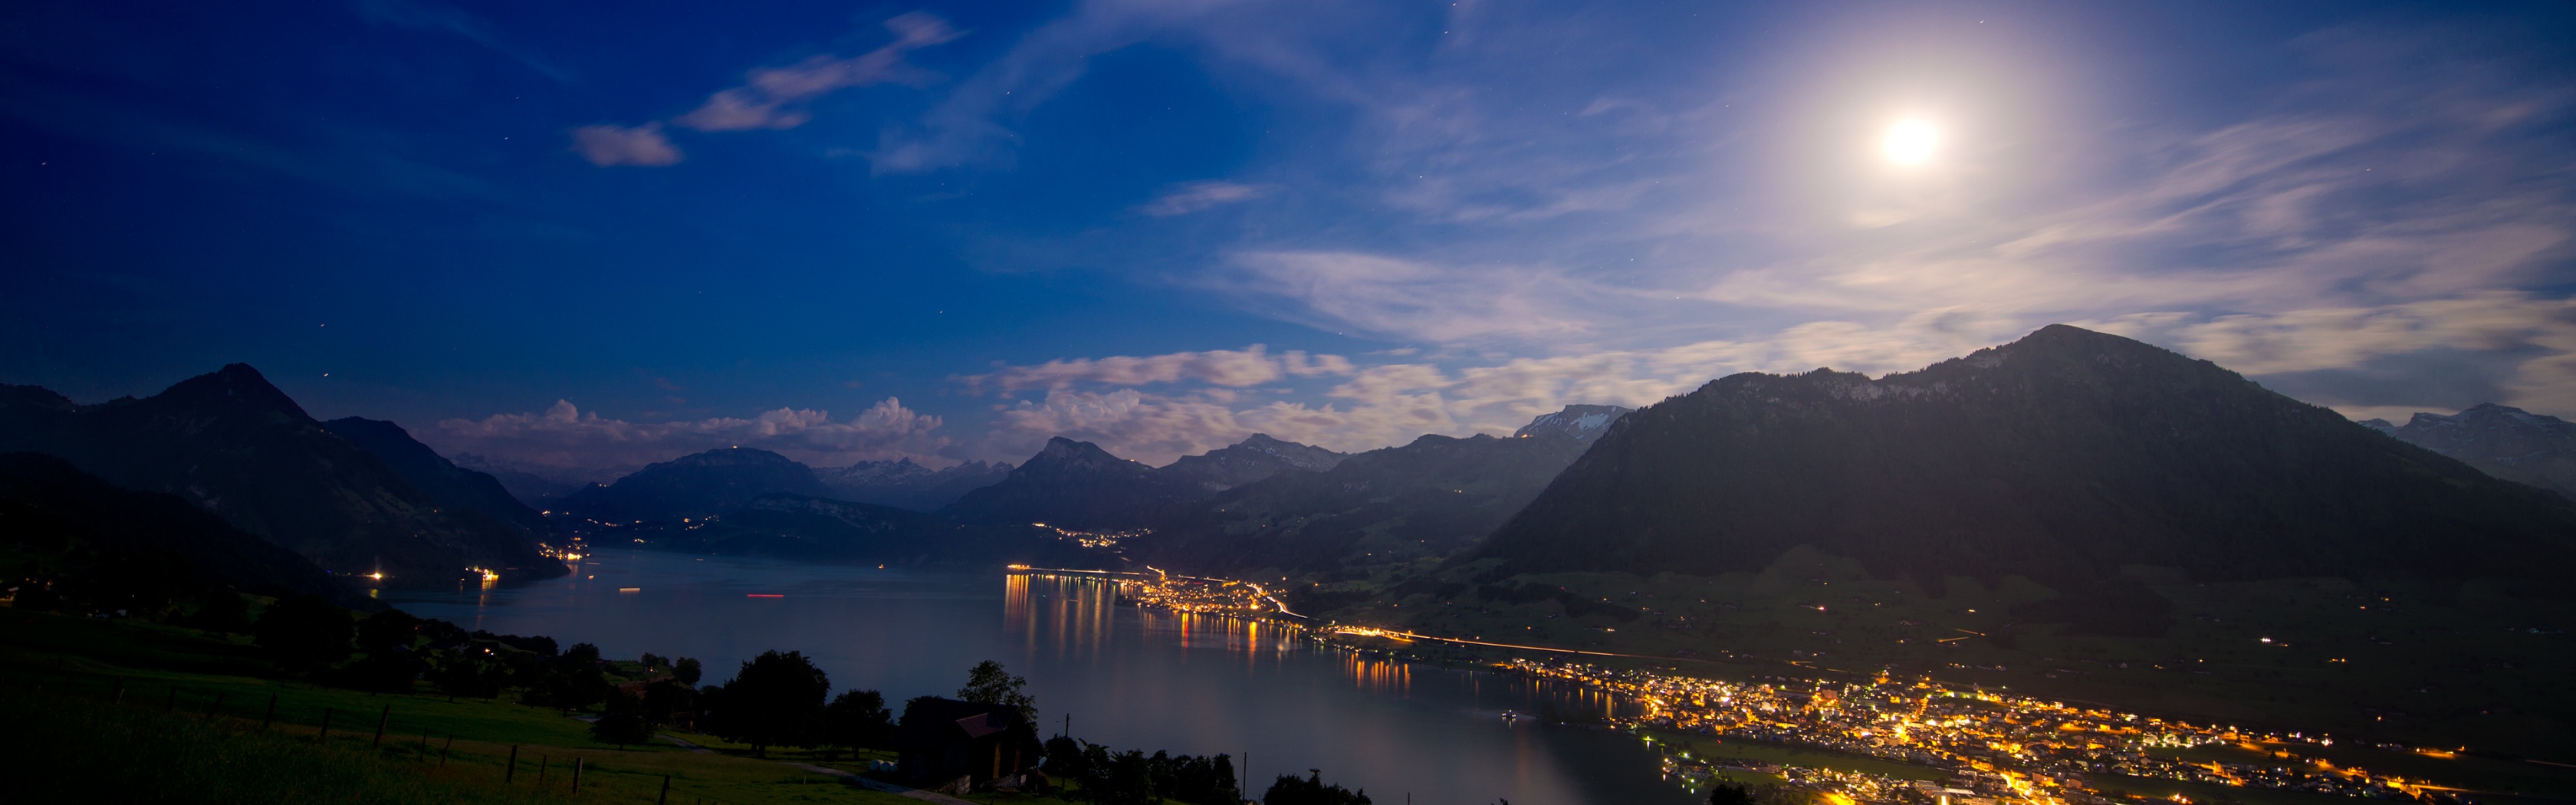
top-left (541, 7), bottom-right (2576, 466)
top-left (673, 13), bottom-right (963, 132)
top-left (958, 344), bottom-right (1352, 396)
top-left (1219, 251), bottom-right (1608, 343)
top-left (353, 0), bottom-right (574, 82)
top-left (966, 317), bottom-right (2017, 464)
top-left (425, 398), bottom-right (948, 481)
top-left (568, 123), bottom-right (682, 166)
top-left (1138, 181), bottom-right (1270, 216)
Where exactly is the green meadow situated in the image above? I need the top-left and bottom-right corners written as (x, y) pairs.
top-left (0, 606), bottom-right (1082, 805)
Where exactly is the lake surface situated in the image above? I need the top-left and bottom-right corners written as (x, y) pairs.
top-left (391, 550), bottom-right (1700, 805)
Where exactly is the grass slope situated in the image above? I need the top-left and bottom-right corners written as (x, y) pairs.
top-left (0, 606), bottom-right (1079, 805)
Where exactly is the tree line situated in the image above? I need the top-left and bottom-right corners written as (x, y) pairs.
top-left (111, 589), bottom-right (1386, 803)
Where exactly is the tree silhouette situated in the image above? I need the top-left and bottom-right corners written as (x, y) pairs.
top-left (592, 691), bottom-right (656, 748)
top-left (251, 595), bottom-right (352, 677)
top-left (957, 659), bottom-right (1037, 724)
top-left (822, 688), bottom-right (894, 752)
top-left (702, 649), bottom-right (830, 756)
top-left (1262, 770), bottom-right (1371, 805)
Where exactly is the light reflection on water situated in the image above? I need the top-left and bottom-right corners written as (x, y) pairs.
top-left (393, 550), bottom-right (1694, 805)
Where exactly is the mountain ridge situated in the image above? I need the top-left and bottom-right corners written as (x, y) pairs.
top-left (814, 457), bottom-right (1014, 511)
top-left (2362, 402), bottom-right (2576, 501)
top-left (0, 364), bottom-right (563, 587)
top-left (320, 417), bottom-right (559, 543)
top-left (554, 446), bottom-right (835, 526)
top-left (1480, 324), bottom-right (2576, 590)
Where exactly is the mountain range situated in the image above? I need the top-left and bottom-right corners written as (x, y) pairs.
top-left (2363, 402), bottom-right (2576, 501)
top-left (933, 409), bottom-right (1632, 551)
top-left (939, 438), bottom-right (1215, 529)
top-left (0, 365), bottom-right (563, 588)
top-left (1479, 325), bottom-right (2576, 594)
top-left (1142, 423), bottom-right (1624, 577)
top-left (30, 334), bottom-right (2572, 613)
top-left (534, 410), bottom-right (1624, 572)
top-left (813, 458), bottom-right (1014, 511)
top-left (554, 447), bottom-right (835, 527)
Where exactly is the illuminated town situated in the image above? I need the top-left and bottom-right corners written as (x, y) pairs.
top-left (1055, 567), bottom-right (2464, 805)
top-left (1031, 523), bottom-right (1155, 551)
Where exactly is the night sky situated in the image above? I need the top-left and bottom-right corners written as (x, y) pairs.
top-left (5, 1), bottom-right (2573, 480)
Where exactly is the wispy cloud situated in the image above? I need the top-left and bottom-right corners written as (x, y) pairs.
top-left (352, 0), bottom-right (575, 82)
top-left (1217, 251), bottom-right (1610, 343)
top-left (964, 316), bottom-right (2016, 463)
top-left (958, 344), bottom-right (1352, 396)
top-left (673, 12), bottom-right (964, 132)
top-left (569, 123), bottom-right (682, 166)
top-left (567, 12), bottom-right (962, 167)
top-left (426, 398), bottom-right (948, 481)
top-left (1138, 180), bottom-right (1270, 216)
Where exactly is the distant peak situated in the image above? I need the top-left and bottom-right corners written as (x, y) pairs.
top-left (1513, 404), bottom-right (1635, 442)
top-left (158, 363), bottom-right (311, 420)
top-left (668, 446), bottom-right (797, 466)
top-left (1999, 324), bottom-right (2174, 356)
top-left (1034, 437), bottom-right (1125, 462)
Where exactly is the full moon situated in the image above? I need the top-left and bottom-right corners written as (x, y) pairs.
top-left (1882, 120), bottom-right (1938, 165)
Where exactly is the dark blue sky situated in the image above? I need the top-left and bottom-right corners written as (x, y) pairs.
top-left (5, 0), bottom-right (2573, 478)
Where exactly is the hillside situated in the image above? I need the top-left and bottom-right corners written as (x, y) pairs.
top-left (1158, 434), bottom-right (1349, 491)
top-left (320, 417), bottom-right (558, 542)
top-left (0, 452), bottom-right (356, 606)
top-left (0, 365), bottom-right (562, 586)
top-left (1140, 429), bottom-right (1612, 574)
top-left (1478, 325), bottom-right (2576, 593)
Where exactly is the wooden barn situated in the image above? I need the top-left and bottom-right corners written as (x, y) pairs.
top-left (895, 698), bottom-right (1043, 788)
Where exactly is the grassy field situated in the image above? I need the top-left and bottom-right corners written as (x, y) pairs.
top-left (0, 606), bottom-right (1083, 805)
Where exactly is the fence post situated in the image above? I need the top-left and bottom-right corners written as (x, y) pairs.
top-left (537, 754), bottom-right (549, 785)
top-left (208, 692), bottom-right (226, 718)
top-left (659, 774), bottom-right (672, 804)
top-left (111, 677), bottom-right (125, 705)
top-left (261, 693), bottom-right (278, 731)
top-left (372, 705), bottom-right (390, 747)
top-left (506, 745), bottom-right (519, 783)
top-left (441, 734), bottom-right (454, 767)
top-left (165, 685), bottom-right (179, 711)
top-left (573, 757), bottom-right (584, 792)
top-left (318, 707), bottom-right (334, 741)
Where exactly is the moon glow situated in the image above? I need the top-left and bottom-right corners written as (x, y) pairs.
top-left (1882, 120), bottom-right (1938, 165)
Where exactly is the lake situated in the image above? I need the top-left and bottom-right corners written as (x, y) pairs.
top-left (390, 550), bottom-right (1703, 805)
